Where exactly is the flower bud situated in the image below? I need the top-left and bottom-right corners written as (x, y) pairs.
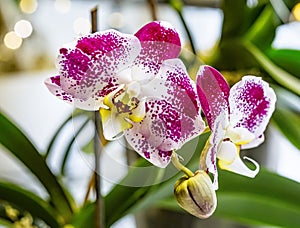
top-left (174, 170), bottom-right (217, 219)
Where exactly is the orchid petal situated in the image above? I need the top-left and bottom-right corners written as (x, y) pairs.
top-left (241, 134), bottom-right (265, 149)
top-left (45, 76), bottom-right (74, 105)
top-left (142, 59), bottom-right (205, 144)
top-left (201, 113), bottom-right (228, 190)
top-left (125, 100), bottom-right (177, 167)
top-left (101, 108), bottom-right (132, 140)
top-left (217, 141), bottom-right (238, 163)
top-left (218, 154), bottom-right (260, 178)
top-left (125, 91), bottom-right (202, 168)
top-left (45, 76), bottom-right (103, 110)
top-left (100, 85), bottom-right (146, 140)
top-left (196, 65), bottom-right (230, 128)
top-left (229, 76), bottom-right (276, 139)
top-left (217, 141), bottom-right (259, 178)
top-left (225, 126), bottom-right (255, 145)
top-left (133, 21), bottom-right (181, 82)
top-left (57, 30), bottom-right (141, 108)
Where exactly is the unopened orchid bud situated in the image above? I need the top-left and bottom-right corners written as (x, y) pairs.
top-left (174, 170), bottom-right (217, 219)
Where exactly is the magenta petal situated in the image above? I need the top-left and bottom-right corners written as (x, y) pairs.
top-left (135, 21), bottom-right (181, 50)
top-left (125, 99), bottom-right (178, 167)
top-left (58, 30), bottom-right (141, 101)
top-left (196, 65), bottom-right (230, 128)
top-left (45, 76), bottom-right (73, 104)
top-left (45, 76), bottom-right (102, 110)
top-left (141, 59), bottom-right (205, 144)
top-left (229, 76), bottom-right (276, 138)
top-left (134, 21), bottom-right (181, 78)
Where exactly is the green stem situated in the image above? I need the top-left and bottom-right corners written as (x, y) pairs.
top-left (171, 153), bottom-right (194, 177)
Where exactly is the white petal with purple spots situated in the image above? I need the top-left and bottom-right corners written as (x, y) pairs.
top-left (229, 76), bottom-right (276, 142)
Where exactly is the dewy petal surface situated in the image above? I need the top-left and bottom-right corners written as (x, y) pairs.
top-left (196, 65), bottom-right (230, 128)
top-left (54, 30), bottom-right (141, 110)
top-left (132, 21), bottom-right (181, 82)
top-left (229, 76), bottom-right (276, 144)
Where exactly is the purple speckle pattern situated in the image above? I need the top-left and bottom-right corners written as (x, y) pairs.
top-left (125, 98), bottom-right (179, 167)
top-left (45, 30), bottom-right (140, 110)
top-left (196, 67), bottom-right (276, 189)
top-left (229, 76), bottom-right (276, 136)
top-left (59, 30), bottom-right (139, 100)
top-left (134, 21), bottom-right (181, 78)
top-left (125, 59), bottom-right (205, 168)
top-left (50, 75), bottom-right (61, 86)
top-left (196, 65), bottom-right (230, 128)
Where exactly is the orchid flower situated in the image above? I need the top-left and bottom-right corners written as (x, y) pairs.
top-left (196, 65), bottom-right (276, 189)
top-left (45, 21), bottom-right (205, 168)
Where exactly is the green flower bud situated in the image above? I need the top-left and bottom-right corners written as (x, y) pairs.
top-left (174, 170), bottom-right (217, 219)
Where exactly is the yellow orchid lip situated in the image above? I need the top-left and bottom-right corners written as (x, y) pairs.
top-left (99, 84), bottom-right (146, 140)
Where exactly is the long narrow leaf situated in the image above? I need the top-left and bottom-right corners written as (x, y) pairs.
top-left (216, 193), bottom-right (300, 227)
top-left (0, 111), bottom-right (73, 222)
top-left (0, 181), bottom-right (60, 227)
top-left (45, 109), bottom-right (88, 159)
top-left (244, 41), bottom-right (300, 96)
top-left (60, 117), bottom-right (91, 175)
top-left (272, 108), bottom-right (300, 150)
top-left (267, 48), bottom-right (300, 79)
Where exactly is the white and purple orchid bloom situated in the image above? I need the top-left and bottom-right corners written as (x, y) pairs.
top-left (196, 65), bottom-right (276, 189)
top-left (45, 21), bottom-right (205, 168)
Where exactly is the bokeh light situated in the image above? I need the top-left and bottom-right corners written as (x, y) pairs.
top-left (73, 17), bottom-right (91, 35)
top-left (108, 12), bottom-right (124, 29)
top-left (14, 20), bottom-right (33, 38)
top-left (292, 3), bottom-right (300, 21)
top-left (19, 0), bottom-right (38, 14)
top-left (54, 0), bottom-right (72, 14)
top-left (4, 32), bottom-right (23, 50)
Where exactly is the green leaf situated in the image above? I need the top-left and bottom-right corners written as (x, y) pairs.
top-left (244, 41), bottom-right (300, 96)
top-left (125, 134), bottom-right (210, 216)
top-left (44, 109), bottom-right (89, 159)
top-left (215, 169), bottom-right (300, 227)
top-left (0, 181), bottom-right (61, 227)
top-left (216, 193), bottom-right (300, 227)
top-left (221, 0), bottom-right (249, 39)
top-left (0, 111), bottom-right (73, 222)
top-left (267, 48), bottom-right (300, 79)
top-left (76, 134), bottom-right (209, 227)
top-left (70, 203), bottom-right (95, 228)
top-left (0, 218), bottom-right (13, 228)
top-left (272, 108), bottom-right (300, 150)
top-left (244, 5), bottom-right (277, 50)
top-left (156, 169), bottom-right (300, 227)
top-left (60, 117), bottom-right (90, 175)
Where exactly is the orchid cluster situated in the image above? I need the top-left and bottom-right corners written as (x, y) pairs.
top-left (45, 21), bottom-right (276, 219)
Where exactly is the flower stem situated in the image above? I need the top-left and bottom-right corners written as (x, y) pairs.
top-left (171, 152), bottom-right (194, 178)
top-left (91, 6), bottom-right (105, 228)
top-left (147, 0), bottom-right (158, 21)
top-left (93, 111), bottom-right (105, 228)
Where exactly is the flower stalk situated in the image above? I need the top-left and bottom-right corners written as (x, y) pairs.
top-left (91, 6), bottom-right (105, 228)
top-left (171, 153), bottom-right (194, 178)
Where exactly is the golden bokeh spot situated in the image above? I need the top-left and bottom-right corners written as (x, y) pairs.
top-left (292, 3), bottom-right (300, 21)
